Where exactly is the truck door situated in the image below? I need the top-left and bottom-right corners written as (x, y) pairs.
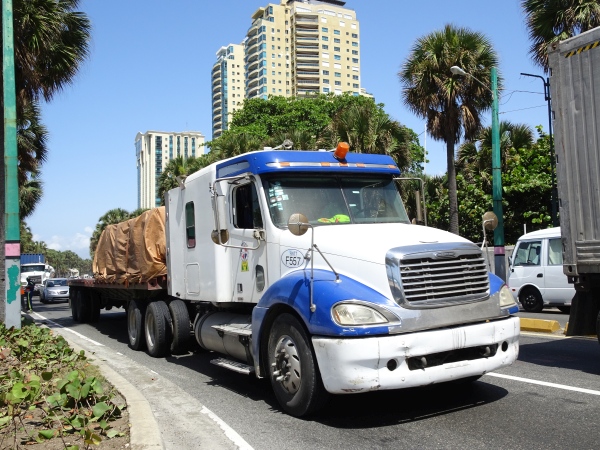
top-left (228, 181), bottom-right (268, 303)
top-left (511, 239), bottom-right (545, 296)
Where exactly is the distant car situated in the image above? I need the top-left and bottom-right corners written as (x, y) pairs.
top-left (40, 278), bottom-right (70, 303)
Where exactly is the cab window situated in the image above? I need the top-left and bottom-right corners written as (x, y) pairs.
top-left (233, 183), bottom-right (263, 229)
top-left (185, 202), bottom-right (196, 248)
top-left (513, 240), bottom-right (542, 266)
top-left (548, 238), bottom-right (563, 265)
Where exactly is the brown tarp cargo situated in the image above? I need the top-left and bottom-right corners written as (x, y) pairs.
top-left (92, 207), bottom-right (167, 284)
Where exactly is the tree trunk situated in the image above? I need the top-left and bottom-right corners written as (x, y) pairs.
top-left (446, 139), bottom-right (459, 235)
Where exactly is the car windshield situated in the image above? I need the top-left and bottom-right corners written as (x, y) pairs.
top-left (263, 175), bottom-right (410, 228)
top-left (48, 279), bottom-right (67, 287)
top-left (22, 264), bottom-right (45, 272)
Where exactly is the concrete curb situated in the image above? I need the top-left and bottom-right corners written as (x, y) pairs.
top-left (520, 318), bottom-right (561, 333)
top-left (24, 312), bottom-right (164, 450)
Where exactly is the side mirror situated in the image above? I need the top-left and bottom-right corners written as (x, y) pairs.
top-left (287, 213), bottom-right (309, 236)
top-left (482, 211), bottom-right (498, 231)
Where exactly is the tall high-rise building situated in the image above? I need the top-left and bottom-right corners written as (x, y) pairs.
top-left (212, 44), bottom-right (246, 139)
top-left (135, 131), bottom-right (205, 209)
top-left (211, 0), bottom-right (362, 139)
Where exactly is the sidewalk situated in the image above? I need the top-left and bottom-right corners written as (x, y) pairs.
top-left (27, 312), bottom-right (247, 450)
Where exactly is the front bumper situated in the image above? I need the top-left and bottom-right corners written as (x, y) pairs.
top-left (312, 316), bottom-right (520, 394)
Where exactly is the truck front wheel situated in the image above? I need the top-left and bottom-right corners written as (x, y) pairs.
top-left (127, 300), bottom-right (146, 351)
top-left (267, 313), bottom-right (328, 417)
top-left (144, 301), bottom-right (172, 357)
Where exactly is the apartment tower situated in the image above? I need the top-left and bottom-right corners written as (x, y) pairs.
top-left (135, 131), bottom-right (205, 209)
top-left (211, 44), bottom-right (246, 139)
top-left (211, 0), bottom-right (361, 138)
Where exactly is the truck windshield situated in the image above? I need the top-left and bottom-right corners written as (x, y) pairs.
top-left (264, 175), bottom-right (410, 228)
top-left (21, 265), bottom-right (45, 272)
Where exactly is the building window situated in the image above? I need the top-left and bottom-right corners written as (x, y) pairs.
top-left (334, 47), bottom-right (340, 52)
top-left (322, 27), bottom-right (328, 32)
top-left (353, 75), bottom-right (359, 80)
top-left (352, 58), bottom-right (359, 63)
top-left (322, 44), bottom-right (329, 49)
top-left (334, 55), bottom-right (341, 60)
top-left (352, 42), bottom-right (358, 47)
top-left (323, 70), bottom-right (329, 75)
top-left (334, 38), bottom-right (340, 43)
top-left (352, 33), bottom-right (358, 38)
top-left (335, 72), bottom-right (341, 77)
top-left (323, 87), bottom-right (330, 93)
top-left (322, 36), bottom-right (329, 41)
top-left (323, 79), bottom-right (330, 84)
top-left (352, 50), bottom-right (358, 55)
top-left (335, 81), bottom-right (341, 86)
top-left (353, 83), bottom-right (359, 88)
top-left (334, 29), bottom-right (340, 35)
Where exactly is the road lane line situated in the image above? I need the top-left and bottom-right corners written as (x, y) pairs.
top-left (201, 406), bottom-right (254, 450)
top-left (485, 372), bottom-right (600, 395)
top-left (29, 311), bottom-right (105, 347)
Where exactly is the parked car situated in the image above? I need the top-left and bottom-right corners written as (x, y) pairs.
top-left (508, 227), bottom-right (575, 313)
top-left (40, 278), bottom-right (70, 304)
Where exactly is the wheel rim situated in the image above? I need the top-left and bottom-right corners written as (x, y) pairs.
top-left (128, 308), bottom-right (137, 341)
top-left (522, 292), bottom-right (538, 309)
top-left (146, 312), bottom-right (156, 348)
top-left (272, 335), bottom-right (301, 394)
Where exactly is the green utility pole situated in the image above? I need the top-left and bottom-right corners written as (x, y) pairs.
top-left (3, 0), bottom-right (21, 328)
top-left (491, 67), bottom-right (506, 281)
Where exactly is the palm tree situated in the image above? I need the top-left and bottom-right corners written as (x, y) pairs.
top-left (400, 24), bottom-right (500, 234)
top-left (19, 174), bottom-right (44, 219)
top-left (1, 0), bottom-right (90, 310)
top-left (457, 121), bottom-right (534, 189)
top-left (522, 0), bottom-right (600, 71)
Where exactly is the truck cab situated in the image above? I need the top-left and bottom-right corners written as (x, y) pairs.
top-left (165, 148), bottom-right (520, 416)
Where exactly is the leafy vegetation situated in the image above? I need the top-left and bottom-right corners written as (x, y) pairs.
top-left (0, 319), bottom-right (127, 449)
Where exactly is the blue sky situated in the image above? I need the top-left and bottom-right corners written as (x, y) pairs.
top-left (29, 0), bottom-right (550, 259)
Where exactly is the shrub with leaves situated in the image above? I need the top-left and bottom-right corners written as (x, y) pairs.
top-left (0, 319), bottom-right (127, 449)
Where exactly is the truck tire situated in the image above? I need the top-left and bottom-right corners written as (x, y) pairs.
top-left (70, 292), bottom-right (79, 321)
top-left (267, 313), bottom-right (329, 417)
top-left (78, 290), bottom-right (92, 323)
top-left (168, 300), bottom-right (190, 354)
top-left (127, 300), bottom-right (146, 351)
top-left (144, 301), bottom-right (172, 357)
top-left (89, 293), bottom-right (101, 323)
top-left (596, 310), bottom-right (600, 345)
top-left (520, 287), bottom-right (544, 313)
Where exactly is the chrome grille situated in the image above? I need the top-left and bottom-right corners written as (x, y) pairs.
top-left (398, 253), bottom-right (489, 305)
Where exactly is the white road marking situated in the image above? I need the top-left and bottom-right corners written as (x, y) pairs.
top-left (30, 311), bottom-right (105, 347)
top-left (201, 406), bottom-right (254, 450)
top-left (485, 372), bottom-right (600, 396)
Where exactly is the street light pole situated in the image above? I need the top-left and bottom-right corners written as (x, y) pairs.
top-left (490, 67), bottom-right (506, 281)
top-left (451, 65), bottom-right (506, 281)
top-left (520, 72), bottom-right (558, 227)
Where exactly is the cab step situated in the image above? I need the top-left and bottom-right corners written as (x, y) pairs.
top-left (211, 324), bottom-right (252, 337)
top-left (210, 357), bottom-right (255, 375)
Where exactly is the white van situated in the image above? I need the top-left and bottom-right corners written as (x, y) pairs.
top-left (508, 227), bottom-right (574, 313)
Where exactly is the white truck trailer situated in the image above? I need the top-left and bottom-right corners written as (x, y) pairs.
top-left (549, 26), bottom-right (600, 342)
top-left (69, 146), bottom-right (520, 416)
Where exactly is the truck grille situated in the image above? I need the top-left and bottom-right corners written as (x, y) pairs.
top-left (386, 244), bottom-right (490, 307)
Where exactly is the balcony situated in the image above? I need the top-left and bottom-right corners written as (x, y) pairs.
top-left (297, 79), bottom-right (320, 85)
top-left (213, 99), bottom-right (222, 108)
top-left (213, 112), bottom-right (222, 122)
top-left (296, 62), bottom-right (319, 68)
top-left (212, 76), bottom-right (221, 87)
top-left (295, 35), bottom-right (319, 42)
top-left (296, 44), bottom-right (319, 50)
top-left (295, 16), bottom-right (318, 24)
top-left (213, 91), bottom-right (222, 101)
top-left (297, 70), bottom-right (319, 77)
top-left (294, 27), bottom-right (319, 36)
top-left (296, 53), bottom-right (319, 61)
top-left (247, 78), bottom-right (259, 89)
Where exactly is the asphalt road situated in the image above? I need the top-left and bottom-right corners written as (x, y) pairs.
top-left (31, 299), bottom-right (600, 450)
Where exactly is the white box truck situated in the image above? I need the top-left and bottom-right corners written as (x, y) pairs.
top-left (69, 146), bottom-right (520, 416)
top-left (548, 26), bottom-right (600, 342)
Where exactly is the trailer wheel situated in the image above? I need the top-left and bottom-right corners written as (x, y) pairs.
top-left (127, 300), bottom-right (146, 351)
top-left (78, 290), bottom-right (92, 323)
top-left (520, 287), bottom-right (544, 313)
top-left (89, 293), bottom-right (101, 323)
top-left (145, 301), bottom-right (172, 357)
top-left (267, 313), bottom-right (328, 417)
top-left (70, 292), bottom-right (79, 321)
top-left (596, 310), bottom-right (600, 345)
top-left (168, 300), bottom-right (190, 354)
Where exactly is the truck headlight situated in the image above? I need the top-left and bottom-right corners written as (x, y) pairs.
top-left (332, 303), bottom-right (389, 325)
top-left (499, 285), bottom-right (516, 308)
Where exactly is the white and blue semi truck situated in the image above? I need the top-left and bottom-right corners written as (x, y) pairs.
top-left (69, 145), bottom-right (520, 416)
